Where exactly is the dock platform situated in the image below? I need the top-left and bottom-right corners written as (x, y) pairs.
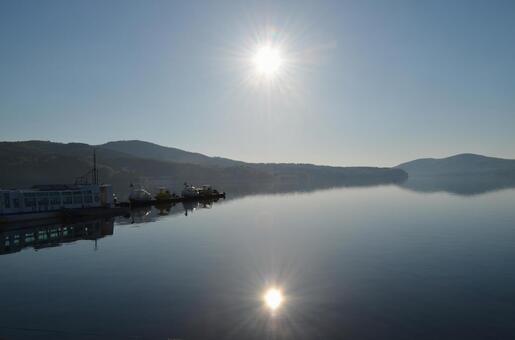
top-left (118, 192), bottom-right (226, 207)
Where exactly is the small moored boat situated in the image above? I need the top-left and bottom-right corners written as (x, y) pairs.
top-left (128, 185), bottom-right (153, 205)
top-left (154, 187), bottom-right (174, 202)
top-left (181, 183), bottom-right (199, 198)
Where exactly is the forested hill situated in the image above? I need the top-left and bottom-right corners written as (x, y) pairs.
top-left (0, 140), bottom-right (407, 198)
top-left (396, 153), bottom-right (515, 176)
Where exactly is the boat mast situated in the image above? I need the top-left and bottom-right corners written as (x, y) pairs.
top-left (93, 149), bottom-right (98, 185)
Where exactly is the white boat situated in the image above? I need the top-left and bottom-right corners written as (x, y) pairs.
top-left (181, 183), bottom-right (199, 198)
top-left (0, 150), bottom-right (123, 224)
top-left (198, 185), bottom-right (213, 195)
top-left (198, 185), bottom-right (222, 197)
top-left (128, 185), bottom-right (153, 203)
top-left (0, 184), bottom-right (114, 224)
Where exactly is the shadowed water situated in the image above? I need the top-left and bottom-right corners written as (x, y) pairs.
top-left (1, 185), bottom-right (515, 339)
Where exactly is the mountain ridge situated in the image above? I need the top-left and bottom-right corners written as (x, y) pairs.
top-left (396, 153), bottom-right (515, 176)
top-left (100, 140), bottom-right (245, 168)
top-left (0, 140), bottom-right (407, 198)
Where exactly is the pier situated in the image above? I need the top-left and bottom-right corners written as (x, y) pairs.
top-left (118, 192), bottom-right (226, 207)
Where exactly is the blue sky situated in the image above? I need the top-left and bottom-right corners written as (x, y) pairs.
top-left (1, 0), bottom-right (514, 166)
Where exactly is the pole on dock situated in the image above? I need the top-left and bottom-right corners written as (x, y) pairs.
top-left (93, 149), bottom-right (98, 185)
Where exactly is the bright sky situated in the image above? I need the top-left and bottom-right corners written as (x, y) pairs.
top-left (1, 0), bottom-right (514, 166)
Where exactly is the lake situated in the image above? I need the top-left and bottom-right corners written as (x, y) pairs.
top-left (1, 184), bottom-right (515, 339)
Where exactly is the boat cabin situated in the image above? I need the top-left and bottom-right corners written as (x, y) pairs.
top-left (0, 184), bottom-right (113, 215)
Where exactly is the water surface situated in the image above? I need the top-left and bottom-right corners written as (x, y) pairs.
top-left (1, 185), bottom-right (515, 339)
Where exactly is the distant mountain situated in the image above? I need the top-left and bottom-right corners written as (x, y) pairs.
top-left (100, 140), bottom-right (244, 167)
top-left (0, 140), bottom-right (407, 199)
top-left (395, 153), bottom-right (515, 195)
top-left (0, 141), bottom-right (269, 196)
top-left (100, 140), bottom-right (406, 179)
top-left (396, 153), bottom-right (515, 177)
top-left (3, 140), bottom-right (515, 198)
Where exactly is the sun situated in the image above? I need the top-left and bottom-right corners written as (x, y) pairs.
top-left (263, 288), bottom-right (284, 310)
top-left (252, 45), bottom-right (283, 78)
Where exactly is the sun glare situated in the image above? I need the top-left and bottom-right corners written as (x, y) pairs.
top-left (253, 45), bottom-right (283, 78)
top-left (263, 288), bottom-right (284, 310)
top-left (229, 25), bottom-right (303, 93)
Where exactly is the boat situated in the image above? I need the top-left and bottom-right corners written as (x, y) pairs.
top-left (0, 184), bottom-right (115, 224)
top-left (198, 185), bottom-right (221, 197)
top-left (154, 187), bottom-right (175, 202)
top-left (128, 185), bottom-right (153, 205)
top-left (114, 183), bottom-right (225, 207)
top-left (0, 150), bottom-right (125, 224)
top-left (181, 183), bottom-right (225, 200)
top-left (181, 183), bottom-right (199, 198)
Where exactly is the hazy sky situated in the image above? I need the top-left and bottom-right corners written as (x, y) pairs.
top-left (1, 0), bottom-right (514, 166)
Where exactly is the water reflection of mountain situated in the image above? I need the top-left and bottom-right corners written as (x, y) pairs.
top-left (221, 174), bottom-right (515, 197)
top-left (0, 218), bottom-right (114, 255)
top-left (400, 175), bottom-right (515, 196)
top-left (201, 176), bottom-right (407, 200)
top-left (145, 174), bottom-right (515, 200)
top-left (138, 176), bottom-right (412, 199)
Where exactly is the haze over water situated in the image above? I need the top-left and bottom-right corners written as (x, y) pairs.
top-left (1, 185), bottom-right (515, 339)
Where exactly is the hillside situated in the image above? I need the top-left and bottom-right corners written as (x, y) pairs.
top-left (0, 141), bottom-right (271, 197)
top-left (100, 140), bottom-right (407, 182)
top-left (0, 140), bottom-right (407, 198)
top-left (100, 140), bottom-right (244, 167)
top-left (396, 153), bottom-right (515, 177)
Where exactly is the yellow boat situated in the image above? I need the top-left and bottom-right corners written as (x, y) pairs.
top-left (154, 187), bottom-right (173, 201)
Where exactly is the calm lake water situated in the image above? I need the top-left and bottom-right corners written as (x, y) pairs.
top-left (1, 185), bottom-right (515, 339)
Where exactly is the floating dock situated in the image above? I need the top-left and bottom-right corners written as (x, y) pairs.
top-left (118, 192), bottom-right (226, 207)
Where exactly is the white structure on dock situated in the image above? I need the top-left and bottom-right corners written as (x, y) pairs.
top-left (0, 184), bottom-right (113, 216)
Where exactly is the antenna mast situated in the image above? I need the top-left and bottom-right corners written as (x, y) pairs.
top-left (74, 149), bottom-right (99, 185)
top-left (93, 149), bottom-right (98, 185)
